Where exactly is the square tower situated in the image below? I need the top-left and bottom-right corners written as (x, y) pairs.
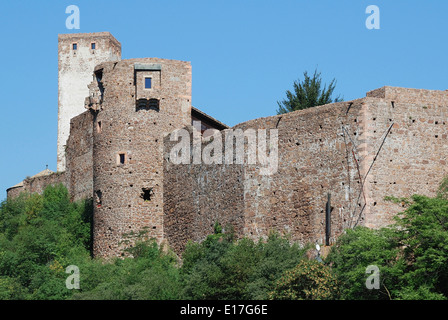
top-left (58, 32), bottom-right (121, 172)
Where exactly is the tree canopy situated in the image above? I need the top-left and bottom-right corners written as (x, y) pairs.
top-left (277, 69), bottom-right (343, 114)
top-left (1, 182), bottom-right (447, 300)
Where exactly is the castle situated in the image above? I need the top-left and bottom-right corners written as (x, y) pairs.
top-left (7, 32), bottom-right (448, 258)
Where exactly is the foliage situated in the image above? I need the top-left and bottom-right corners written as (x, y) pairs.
top-left (180, 231), bottom-right (308, 300)
top-left (277, 69), bottom-right (342, 114)
top-left (327, 192), bottom-right (448, 300)
top-left (268, 259), bottom-right (339, 300)
top-left (72, 240), bottom-right (182, 300)
top-left (325, 227), bottom-right (405, 300)
top-left (1, 183), bottom-right (448, 300)
top-left (0, 184), bottom-right (92, 299)
top-left (393, 195), bottom-right (448, 299)
top-left (0, 185), bottom-right (181, 300)
top-left (438, 176), bottom-right (448, 200)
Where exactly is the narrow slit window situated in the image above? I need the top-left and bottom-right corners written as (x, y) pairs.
top-left (145, 77), bottom-right (152, 89)
top-left (118, 153), bottom-right (126, 165)
top-left (97, 121), bottom-right (102, 133)
top-left (73, 43), bottom-right (77, 50)
top-left (95, 190), bottom-right (102, 208)
top-left (91, 42), bottom-right (96, 50)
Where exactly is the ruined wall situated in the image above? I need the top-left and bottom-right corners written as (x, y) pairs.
top-left (361, 88), bottom-right (448, 228)
top-left (234, 100), bottom-right (367, 246)
top-left (163, 100), bottom-right (366, 250)
top-left (58, 32), bottom-right (121, 171)
top-left (24, 172), bottom-right (67, 194)
top-left (161, 87), bottom-right (448, 251)
top-left (89, 58), bottom-right (192, 258)
top-left (65, 110), bottom-right (94, 202)
top-left (163, 126), bottom-right (245, 254)
top-left (6, 172), bottom-right (67, 199)
top-left (6, 185), bottom-right (23, 199)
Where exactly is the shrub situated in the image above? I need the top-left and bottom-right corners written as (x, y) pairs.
top-left (268, 259), bottom-right (339, 300)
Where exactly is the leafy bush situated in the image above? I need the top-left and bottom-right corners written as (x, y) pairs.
top-left (325, 227), bottom-right (405, 300)
top-left (1, 183), bottom-right (448, 300)
top-left (72, 240), bottom-right (182, 300)
top-left (327, 193), bottom-right (448, 300)
top-left (180, 228), bottom-right (308, 300)
top-left (268, 259), bottom-right (339, 300)
top-left (0, 184), bottom-right (92, 299)
top-left (393, 195), bottom-right (448, 298)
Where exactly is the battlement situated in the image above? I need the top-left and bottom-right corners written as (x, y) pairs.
top-left (58, 32), bottom-right (121, 54)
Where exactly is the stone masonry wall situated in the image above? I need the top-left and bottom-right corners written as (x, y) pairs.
top-left (161, 87), bottom-right (448, 252)
top-left (23, 172), bottom-right (67, 195)
top-left (163, 100), bottom-right (366, 250)
top-left (89, 58), bottom-right (192, 258)
top-left (234, 100), bottom-right (366, 246)
top-left (361, 88), bottom-right (448, 228)
top-left (6, 186), bottom-right (23, 199)
top-left (163, 126), bottom-right (245, 254)
top-left (65, 110), bottom-right (94, 202)
top-left (6, 172), bottom-right (67, 199)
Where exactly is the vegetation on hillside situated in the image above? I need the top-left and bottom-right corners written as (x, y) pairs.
top-left (0, 183), bottom-right (447, 300)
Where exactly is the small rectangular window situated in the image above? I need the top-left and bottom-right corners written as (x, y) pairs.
top-left (145, 77), bottom-right (152, 89)
top-left (91, 43), bottom-right (96, 50)
top-left (97, 121), bottom-right (102, 133)
top-left (73, 43), bottom-right (77, 50)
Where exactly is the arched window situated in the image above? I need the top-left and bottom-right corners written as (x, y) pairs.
top-left (136, 98), bottom-right (160, 112)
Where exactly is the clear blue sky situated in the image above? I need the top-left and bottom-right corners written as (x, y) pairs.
top-left (0, 0), bottom-right (447, 200)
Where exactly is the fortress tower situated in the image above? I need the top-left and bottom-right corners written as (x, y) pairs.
top-left (58, 32), bottom-right (121, 172)
top-left (85, 58), bottom-right (192, 257)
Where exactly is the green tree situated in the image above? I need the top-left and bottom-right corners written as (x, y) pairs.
top-left (327, 190), bottom-right (448, 300)
top-left (277, 69), bottom-right (342, 114)
top-left (393, 195), bottom-right (448, 299)
top-left (180, 229), bottom-right (307, 300)
top-left (325, 226), bottom-right (405, 300)
top-left (246, 233), bottom-right (309, 299)
top-left (0, 185), bottom-right (93, 300)
top-left (72, 239), bottom-right (182, 300)
top-left (268, 259), bottom-right (339, 300)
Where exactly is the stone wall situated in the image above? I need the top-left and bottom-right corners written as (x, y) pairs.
top-left (234, 100), bottom-right (366, 246)
top-left (163, 126), bottom-right (245, 254)
top-left (6, 172), bottom-right (67, 199)
top-left (88, 58), bottom-right (192, 258)
top-left (161, 87), bottom-right (448, 252)
top-left (65, 110), bottom-right (94, 202)
top-left (361, 89), bottom-right (448, 228)
top-left (162, 100), bottom-right (365, 251)
top-left (6, 185), bottom-right (23, 199)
